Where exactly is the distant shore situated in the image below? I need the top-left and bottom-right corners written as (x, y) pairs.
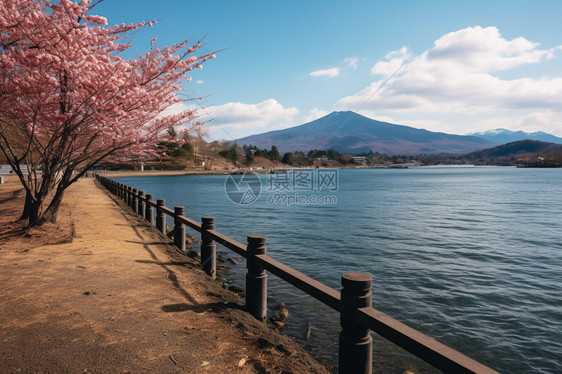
top-left (95, 164), bottom-right (404, 178)
top-left (98, 169), bottom-right (232, 177)
top-left (98, 168), bottom-right (280, 177)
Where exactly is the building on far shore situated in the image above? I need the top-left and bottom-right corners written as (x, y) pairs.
top-left (350, 156), bottom-right (368, 165)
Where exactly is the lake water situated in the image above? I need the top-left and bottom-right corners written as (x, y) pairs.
top-left (116, 166), bottom-right (562, 373)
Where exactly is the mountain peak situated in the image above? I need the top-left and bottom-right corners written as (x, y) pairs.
top-left (489, 128), bottom-right (512, 135)
top-left (327, 110), bottom-right (356, 117)
top-left (470, 128), bottom-right (562, 144)
top-left (236, 111), bottom-right (493, 154)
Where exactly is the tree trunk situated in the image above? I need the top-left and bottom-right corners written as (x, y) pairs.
top-left (27, 198), bottom-right (43, 227)
top-left (40, 182), bottom-right (68, 224)
top-left (39, 167), bottom-right (74, 225)
top-left (31, 165), bottom-right (74, 226)
top-left (39, 187), bottom-right (66, 224)
top-left (19, 190), bottom-right (33, 221)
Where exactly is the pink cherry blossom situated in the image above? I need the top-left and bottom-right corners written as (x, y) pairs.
top-left (0, 0), bottom-right (216, 226)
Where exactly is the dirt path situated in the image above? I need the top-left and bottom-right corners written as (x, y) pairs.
top-left (0, 178), bottom-right (329, 374)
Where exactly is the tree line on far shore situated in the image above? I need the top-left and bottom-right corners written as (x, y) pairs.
top-left (139, 136), bottom-right (562, 170)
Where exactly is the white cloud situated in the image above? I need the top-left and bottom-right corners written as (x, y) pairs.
top-left (344, 56), bottom-right (359, 69)
top-left (195, 99), bottom-right (299, 140)
top-left (371, 47), bottom-right (410, 76)
top-left (310, 67), bottom-right (341, 77)
top-left (335, 26), bottom-right (562, 133)
top-left (426, 26), bottom-right (555, 72)
top-left (205, 99), bottom-right (298, 127)
top-left (304, 108), bottom-right (330, 122)
top-left (160, 100), bottom-right (299, 140)
top-left (196, 80), bottom-right (204, 84)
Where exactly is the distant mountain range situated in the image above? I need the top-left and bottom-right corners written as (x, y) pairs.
top-left (236, 111), bottom-right (494, 155)
top-left (465, 139), bottom-right (562, 159)
top-left (468, 129), bottom-right (562, 144)
top-left (235, 111), bottom-right (562, 155)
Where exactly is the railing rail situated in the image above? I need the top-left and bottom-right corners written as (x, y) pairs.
top-left (254, 254), bottom-right (341, 312)
top-left (95, 174), bottom-right (500, 374)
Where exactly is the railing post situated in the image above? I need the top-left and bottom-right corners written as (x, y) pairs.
top-left (201, 217), bottom-right (216, 278)
top-left (127, 186), bottom-right (132, 207)
top-left (339, 272), bottom-right (373, 374)
top-left (138, 191), bottom-right (145, 218)
top-left (156, 199), bottom-right (166, 234)
top-left (174, 206), bottom-right (186, 252)
top-left (246, 235), bottom-right (267, 321)
top-left (145, 194), bottom-right (154, 225)
top-left (135, 189), bottom-right (140, 213)
top-left (132, 188), bottom-right (138, 213)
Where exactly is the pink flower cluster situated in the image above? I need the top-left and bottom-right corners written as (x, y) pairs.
top-left (0, 0), bottom-right (214, 168)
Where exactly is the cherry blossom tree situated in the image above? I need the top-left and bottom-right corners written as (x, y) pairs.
top-left (0, 0), bottom-right (215, 226)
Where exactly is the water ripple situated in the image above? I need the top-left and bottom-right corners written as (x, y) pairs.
top-left (118, 167), bottom-right (562, 374)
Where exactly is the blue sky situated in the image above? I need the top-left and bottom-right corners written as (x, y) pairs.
top-left (95, 0), bottom-right (562, 140)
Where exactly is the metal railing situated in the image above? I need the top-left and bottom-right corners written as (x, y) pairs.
top-left (95, 174), bottom-right (500, 374)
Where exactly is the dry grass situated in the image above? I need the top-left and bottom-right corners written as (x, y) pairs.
top-left (0, 176), bottom-right (74, 250)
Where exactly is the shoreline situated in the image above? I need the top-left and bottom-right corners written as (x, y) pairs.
top-left (98, 168), bottom-right (270, 177)
top-left (94, 165), bottom-right (408, 178)
top-left (95, 164), bottom-right (506, 179)
top-left (5, 164), bottom-right (546, 182)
